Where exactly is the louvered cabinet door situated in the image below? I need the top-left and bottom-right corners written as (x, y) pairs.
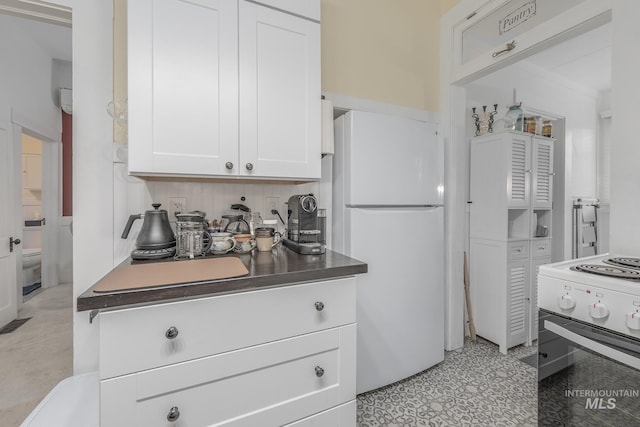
top-left (506, 259), bottom-right (529, 349)
top-left (532, 137), bottom-right (554, 209)
top-left (507, 135), bottom-right (531, 208)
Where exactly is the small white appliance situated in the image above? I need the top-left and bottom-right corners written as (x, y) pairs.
top-left (332, 110), bottom-right (444, 394)
top-left (537, 254), bottom-right (640, 425)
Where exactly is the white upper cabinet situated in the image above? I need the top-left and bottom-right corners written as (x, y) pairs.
top-left (248, 0), bottom-right (320, 20)
top-left (127, 0), bottom-right (321, 180)
top-left (128, 0), bottom-right (238, 176)
top-left (239, 1), bottom-right (321, 179)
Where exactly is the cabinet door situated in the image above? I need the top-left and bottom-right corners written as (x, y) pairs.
top-left (23, 154), bottom-right (42, 190)
top-left (507, 259), bottom-right (528, 348)
top-left (507, 134), bottom-right (531, 208)
top-left (128, 0), bottom-right (238, 176)
top-left (532, 137), bottom-right (554, 208)
top-left (239, 1), bottom-right (321, 179)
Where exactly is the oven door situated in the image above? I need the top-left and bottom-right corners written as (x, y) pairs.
top-left (538, 310), bottom-right (640, 426)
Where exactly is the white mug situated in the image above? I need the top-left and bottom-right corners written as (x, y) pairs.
top-left (210, 232), bottom-right (236, 254)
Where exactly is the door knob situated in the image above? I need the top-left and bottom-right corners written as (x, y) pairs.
top-left (9, 237), bottom-right (21, 253)
top-left (225, 162), bottom-right (233, 170)
top-left (245, 163), bottom-right (254, 171)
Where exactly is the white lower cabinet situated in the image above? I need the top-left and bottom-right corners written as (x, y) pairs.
top-left (99, 278), bottom-right (357, 426)
top-left (470, 238), bottom-right (552, 354)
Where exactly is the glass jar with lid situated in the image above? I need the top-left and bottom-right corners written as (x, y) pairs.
top-left (542, 120), bottom-right (553, 137)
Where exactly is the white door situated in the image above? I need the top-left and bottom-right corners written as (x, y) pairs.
top-left (239, 1), bottom-right (321, 179)
top-left (344, 111), bottom-right (442, 206)
top-left (0, 124), bottom-right (18, 327)
top-left (127, 0), bottom-right (239, 176)
top-left (347, 207), bottom-right (444, 393)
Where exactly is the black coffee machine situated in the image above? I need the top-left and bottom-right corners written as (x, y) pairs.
top-left (283, 194), bottom-right (326, 255)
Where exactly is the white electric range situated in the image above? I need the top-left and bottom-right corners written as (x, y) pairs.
top-left (537, 254), bottom-right (640, 426)
top-left (538, 253), bottom-right (640, 339)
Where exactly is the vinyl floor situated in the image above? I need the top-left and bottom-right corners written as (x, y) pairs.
top-left (1, 284), bottom-right (537, 426)
top-left (0, 284), bottom-right (73, 426)
top-left (356, 338), bottom-right (538, 426)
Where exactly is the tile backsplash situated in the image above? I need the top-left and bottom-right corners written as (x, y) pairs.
top-left (114, 157), bottom-right (334, 265)
top-left (146, 180), bottom-right (321, 226)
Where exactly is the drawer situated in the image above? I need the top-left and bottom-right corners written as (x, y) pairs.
top-left (99, 277), bottom-right (356, 379)
top-left (531, 238), bottom-right (551, 258)
top-left (101, 325), bottom-right (356, 427)
top-left (507, 240), bottom-right (529, 260)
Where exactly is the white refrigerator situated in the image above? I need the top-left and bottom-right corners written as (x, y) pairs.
top-left (332, 110), bottom-right (444, 394)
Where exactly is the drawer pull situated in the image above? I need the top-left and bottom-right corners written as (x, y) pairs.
top-left (165, 326), bottom-right (179, 340)
top-left (314, 301), bottom-right (325, 311)
top-left (167, 406), bottom-right (180, 422)
top-left (315, 366), bottom-right (325, 377)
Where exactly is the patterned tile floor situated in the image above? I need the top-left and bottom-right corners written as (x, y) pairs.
top-left (357, 338), bottom-right (537, 426)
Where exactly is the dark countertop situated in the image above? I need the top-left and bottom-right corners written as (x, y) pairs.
top-left (77, 246), bottom-right (367, 312)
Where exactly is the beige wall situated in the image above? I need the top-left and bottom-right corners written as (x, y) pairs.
top-left (321, 0), bottom-right (443, 111)
top-left (114, 0), bottom-right (461, 115)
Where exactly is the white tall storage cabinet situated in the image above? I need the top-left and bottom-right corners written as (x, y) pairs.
top-left (469, 131), bottom-right (554, 354)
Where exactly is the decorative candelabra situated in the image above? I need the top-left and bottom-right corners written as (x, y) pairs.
top-left (472, 104), bottom-right (498, 136)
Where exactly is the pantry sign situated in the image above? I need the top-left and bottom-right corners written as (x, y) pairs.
top-left (500, 0), bottom-right (537, 35)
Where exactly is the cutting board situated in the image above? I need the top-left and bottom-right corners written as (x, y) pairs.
top-left (93, 257), bottom-right (249, 293)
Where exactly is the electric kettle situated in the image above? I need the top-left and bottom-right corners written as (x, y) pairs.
top-left (122, 203), bottom-right (176, 259)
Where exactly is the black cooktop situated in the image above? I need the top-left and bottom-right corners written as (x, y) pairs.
top-left (570, 257), bottom-right (640, 280)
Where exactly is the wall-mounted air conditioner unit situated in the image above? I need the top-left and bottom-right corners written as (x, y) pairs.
top-left (60, 88), bottom-right (72, 115)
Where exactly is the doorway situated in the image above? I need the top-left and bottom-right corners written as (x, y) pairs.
top-left (440, 0), bottom-right (613, 351)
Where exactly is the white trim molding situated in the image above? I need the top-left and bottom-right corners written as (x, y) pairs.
top-left (322, 92), bottom-right (440, 124)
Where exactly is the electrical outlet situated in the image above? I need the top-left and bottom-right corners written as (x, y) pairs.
top-left (265, 196), bottom-right (280, 215)
top-left (168, 197), bottom-right (186, 220)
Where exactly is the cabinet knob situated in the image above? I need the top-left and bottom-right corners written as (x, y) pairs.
top-left (167, 406), bottom-right (180, 422)
top-left (314, 301), bottom-right (324, 311)
top-left (225, 162), bottom-right (234, 170)
top-left (245, 163), bottom-right (254, 171)
top-left (315, 366), bottom-right (325, 377)
top-left (165, 326), bottom-right (179, 340)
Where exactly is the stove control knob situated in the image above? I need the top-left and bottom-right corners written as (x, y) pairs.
top-left (558, 294), bottom-right (576, 310)
top-left (589, 302), bottom-right (609, 319)
top-left (626, 312), bottom-right (640, 330)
